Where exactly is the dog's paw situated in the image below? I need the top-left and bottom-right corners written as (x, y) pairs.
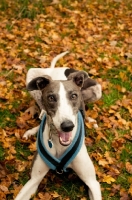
top-left (23, 126), bottom-right (39, 139)
top-left (87, 117), bottom-right (98, 129)
top-left (23, 130), bottom-right (36, 139)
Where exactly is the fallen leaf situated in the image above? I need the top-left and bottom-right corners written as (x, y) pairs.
top-left (38, 192), bottom-right (51, 200)
top-left (51, 191), bottom-right (60, 198)
top-left (0, 185), bottom-right (9, 192)
top-left (99, 159), bottom-right (108, 167)
top-left (128, 184), bottom-right (132, 196)
top-left (126, 162), bottom-right (132, 174)
top-left (102, 175), bottom-right (116, 184)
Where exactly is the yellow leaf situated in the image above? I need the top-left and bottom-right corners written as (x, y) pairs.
top-left (98, 159), bottom-right (108, 167)
top-left (102, 175), bottom-right (116, 184)
top-left (81, 197), bottom-right (87, 200)
top-left (108, 109), bottom-right (115, 114)
top-left (51, 191), bottom-right (60, 198)
top-left (104, 151), bottom-right (114, 164)
top-left (85, 122), bottom-right (93, 129)
top-left (87, 36), bottom-right (93, 42)
top-left (128, 184), bottom-right (132, 196)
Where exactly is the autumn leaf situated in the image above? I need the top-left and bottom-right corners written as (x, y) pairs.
top-left (80, 197), bottom-right (87, 200)
top-left (38, 192), bottom-right (51, 200)
top-left (120, 188), bottom-right (131, 200)
top-left (102, 175), bottom-right (116, 184)
top-left (126, 162), bottom-right (132, 174)
top-left (0, 185), bottom-right (9, 192)
top-left (128, 184), bottom-right (132, 196)
top-left (51, 191), bottom-right (60, 198)
top-left (99, 159), bottom-right (108, 167)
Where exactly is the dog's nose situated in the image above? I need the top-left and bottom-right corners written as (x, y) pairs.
top-left (61, 120), bottom-right (74, 132)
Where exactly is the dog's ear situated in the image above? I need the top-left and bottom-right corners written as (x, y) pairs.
top-left (27, 76), bottom-right (51, 91)
top-left (64, 68), bottom-right (78, 78)
top-left (81, 78), bottom-right (102, 103)
top-left (68, 71), bottom-right (88, 87)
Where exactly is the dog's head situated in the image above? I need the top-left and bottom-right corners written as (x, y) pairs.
top-left (27, 71), bottom-right (101, 145)
top-left (27, 71), bottom-right (101, 146)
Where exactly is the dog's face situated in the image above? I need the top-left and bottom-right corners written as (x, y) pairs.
top-left (27, 72), bottom-right (86, 146)
top-left (42, 80), bottom-right (82, 145)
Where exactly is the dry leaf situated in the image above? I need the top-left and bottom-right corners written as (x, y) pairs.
top-left (126, 162), bottom-right (132, 174)
top-left (102, 175), bottom-right (116, 184)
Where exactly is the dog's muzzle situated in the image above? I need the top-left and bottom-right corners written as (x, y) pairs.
top-left (58, 120), bottom-right (74, 146)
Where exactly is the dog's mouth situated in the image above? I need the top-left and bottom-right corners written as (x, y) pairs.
top-left (58, 131), bottom-right (72, 146)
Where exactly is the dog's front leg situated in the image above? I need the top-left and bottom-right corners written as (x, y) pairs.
top-left (15, 154), bottom-right (49, 200)
top-left (23, 125), bottom-right (40, 139)
top-left (71, 144), bottom-right (102, 200)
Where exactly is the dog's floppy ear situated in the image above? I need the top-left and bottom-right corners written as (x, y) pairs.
top-left (81, 78), bottom-right (102, 103)
top-left (68, 71), bottom-right (88, 87)
top-left (27, 76), bottom-right (51, 91)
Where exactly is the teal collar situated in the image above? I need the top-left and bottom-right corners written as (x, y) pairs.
top-left (37, 111), bottom-right (85, 173)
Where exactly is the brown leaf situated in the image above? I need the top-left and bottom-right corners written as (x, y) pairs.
top-left (120, 188), bottom-right (130, 200)
top-left (126, 162), bottom-right (132, 174)
top-left (98, 159), bottom-right (108, 167)
top-left (38, 192), bottom-right (51, 200)
top-left (80, 197), bottom-right (87, 200)
top-left (85, 137), bottom-right (94, 147)
top-left (0, 164), bottom-right (7, 178)
top-left (0, 185), bottom-right (9, 192)
top-left (104, 151), bottom-right (114, 164)
top-left (128, 184), bottom-right (132, 196)
top-left (51, 191), bottom-right (60, 198)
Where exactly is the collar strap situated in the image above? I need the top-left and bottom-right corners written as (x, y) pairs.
top-left (37, 111), bottom-right (85, 172)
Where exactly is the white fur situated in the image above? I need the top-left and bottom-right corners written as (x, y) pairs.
top-left (50, 51), bottom-right (69, 68)
top-left (23, 52), bottom-right (101, 137)
top-left (23, 125), bottom-right (40, 140)
top-left (26, 51), bottom-right (69, 84)
top-left (16, 117), bottom-right (102, 200)
top-left (26, 67), bottom-right (68, 84)
top-left (93, 84), bottom-right (102, 100)
top-left (52, 83), bottom-right (76, 132)
top-left (18, 52), bottom-right (102, 199)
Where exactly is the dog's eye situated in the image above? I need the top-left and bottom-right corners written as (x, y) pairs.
top-left (48, 95), bottom-right (56, 102)
top-left (71, 94), bottom-right (78, 100)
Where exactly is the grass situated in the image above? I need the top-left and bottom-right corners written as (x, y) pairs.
top-left (0, 143), bottom-right (5, 160)
top-left (36, 171), bottom-right (88, 199)
top-left (102, 89), bottom-right (122, 107)
top-left (120, 143), bottom-right (132, 162)
top-left (0, 0), bottom-right (8, 11)
top-left (18, 170), bottom-right (31, 185)
top-left (15, 140), bottom-right (32, 160)
top-left (0, 109), bottom-right (17, 128)
top-left (0, 0), bottom-right (46, 20)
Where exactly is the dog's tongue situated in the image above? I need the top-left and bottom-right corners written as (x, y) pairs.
top-left (59, 132), bottom-right (72, 146)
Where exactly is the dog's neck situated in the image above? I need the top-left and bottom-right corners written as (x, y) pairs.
top-left (43, 114), bottom-right (78, 159)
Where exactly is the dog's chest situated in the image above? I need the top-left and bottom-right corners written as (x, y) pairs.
top-left (42, 122), bottom-right (68, 158)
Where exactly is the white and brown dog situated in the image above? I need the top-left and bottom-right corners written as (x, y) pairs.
top-left (15, 52), bottom-right (102, 200)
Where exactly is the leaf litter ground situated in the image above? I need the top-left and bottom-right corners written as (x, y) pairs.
top-left (0, 0), bottom-right (132, 199)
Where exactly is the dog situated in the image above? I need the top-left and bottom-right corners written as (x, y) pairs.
top-left (15, 52), bottom-right (102, 200)
top-left (23, 51), bottom-right (102, 139)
